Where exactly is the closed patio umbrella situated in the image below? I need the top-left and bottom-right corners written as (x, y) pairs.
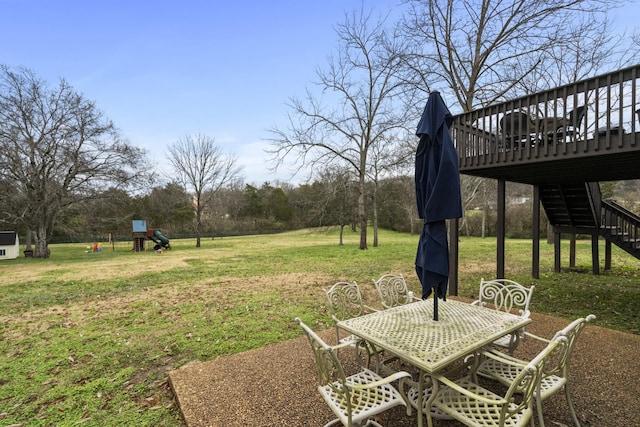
top-left (415, 91), bottom-right (462, 320)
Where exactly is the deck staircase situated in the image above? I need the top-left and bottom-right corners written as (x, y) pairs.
top-left (539, 183), bottom-right (640, 259)
top-left (600, 199), bottom-right (640, 258)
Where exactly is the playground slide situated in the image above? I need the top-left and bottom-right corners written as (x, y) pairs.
top-left (154, 230), bottom-right (170, 245)
top-left (150, 229), bottom-right (171, 250)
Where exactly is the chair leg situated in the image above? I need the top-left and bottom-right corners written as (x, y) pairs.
top-left (466, 352), bottom-right (482, 383)
top-left (353, 343), bottom-right (363, 367)
top-left (357, 341), bottom-right (379, 372)
top-left (536, 396), bottom-right (545, 427)
top-left (565, 385), bottom-right (582, 427)
top-left (424, 376), bottom-right (436, 427)
top-left (508, 332), bottom-right (520, 355)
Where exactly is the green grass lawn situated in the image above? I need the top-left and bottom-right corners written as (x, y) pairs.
top-left (0, 228), bottom-right (638, 426)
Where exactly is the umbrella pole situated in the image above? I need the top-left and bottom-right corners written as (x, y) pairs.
top-left (433, 288), bottom-right (439, 321)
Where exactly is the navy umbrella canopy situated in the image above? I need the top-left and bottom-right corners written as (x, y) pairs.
top-left (415, 91), bottom-right (462, 320)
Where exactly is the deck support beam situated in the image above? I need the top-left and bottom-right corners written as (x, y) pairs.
top-left (497, 179), bottom-right (506, 279)
top-left (554, 232), bottom-right (561, 272)
top-left (532, 185), bottom-right (540, 279)
top-left (591, 234), bottom-right (600, 275)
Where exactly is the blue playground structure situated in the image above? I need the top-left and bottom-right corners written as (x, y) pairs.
top-left (132, 220), bottom-right (171, 252)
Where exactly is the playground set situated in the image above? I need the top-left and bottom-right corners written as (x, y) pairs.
top-left (131, 220), bottom-right (171, 252)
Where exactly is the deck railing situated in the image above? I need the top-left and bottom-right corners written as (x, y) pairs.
top-left (453, 64), bottom-right (640, 172)
top-left (601, 199), bottom-right (640, 252)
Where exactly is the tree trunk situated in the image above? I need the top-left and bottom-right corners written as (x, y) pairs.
top-left (23, 230), bottom-right (34, 257)
top-left (195, 203), bottom-right (202, 248)
top-left (339, 224), bottom-right (344, 246)
top-left (25, 230), bottom-right (33, 251)
top-left (33, 225), bottom-right (50, 258)
top-left (372, 186), bottom-right (378, 248)
top-left (357, 176), bottom-right (367, 250)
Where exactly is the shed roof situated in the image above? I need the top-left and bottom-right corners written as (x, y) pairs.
top-left (0, 231), bottom-right (18, 245)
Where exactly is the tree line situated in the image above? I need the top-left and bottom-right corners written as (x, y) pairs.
top-left (39, 173), bottom-right (640, 246)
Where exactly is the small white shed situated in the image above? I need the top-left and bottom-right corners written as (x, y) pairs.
top-left (0, 231), bottom-right (19, 260)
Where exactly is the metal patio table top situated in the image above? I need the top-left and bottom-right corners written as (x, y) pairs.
top-left (338, 298), bottom-right (531, 374)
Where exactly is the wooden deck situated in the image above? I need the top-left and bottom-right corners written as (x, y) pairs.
top-left (453, 64), bottom-right (640, 185)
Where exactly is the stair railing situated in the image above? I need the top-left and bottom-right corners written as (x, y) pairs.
top-left (601, 199), bottom-right (640, 249)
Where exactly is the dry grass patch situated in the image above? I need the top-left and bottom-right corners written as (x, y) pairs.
top-left (1, 254), bottom-right (192, 285)
top-left (1, 271), bottom-right (333, 334)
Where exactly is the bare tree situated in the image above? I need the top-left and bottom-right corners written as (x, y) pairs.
top-left (268, 8), bottom-right (411, 249)
top-left (401, 0), bottom-right (622, 110)
top-left (166, 134), bottom-right (242, 247)
top-left (0, 65), bottom-right (146, 258)
top-left (367, 133), bottom-right (409, 246)
top-left (319, 167), bottom-right (359, 246)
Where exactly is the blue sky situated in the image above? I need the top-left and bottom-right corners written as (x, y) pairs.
top-left (1, 0), bottom-right (396, 184)
top-left (1, 0), bottom-right (637, 186)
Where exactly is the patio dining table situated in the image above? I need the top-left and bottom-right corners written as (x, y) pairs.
top-left (337, 298), bottom-right (532, 427)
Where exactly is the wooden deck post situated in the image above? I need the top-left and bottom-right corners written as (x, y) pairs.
top-left (554, 232), bottom-right (561, 272)
top-left (592, 234), bottom-right (600, 275)
top-left (532, 185), bottom-right (540, 279)
top-left (497, 179), bottom-right (506, 279)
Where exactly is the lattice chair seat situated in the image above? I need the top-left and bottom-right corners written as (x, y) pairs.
top-left (471, 278), bottom-right (535, 354)
top-left (403, 361), bottom-right (481, 421)
top-left (423, 336), bottom-right (565, 427)
top-left (477, 353), bottom-right (567, 400)
top-left (319, 368), bottom-right (409, 427)
top-left (339, 333), bottom-right (363, 347)
top-left (474, 315), bottom-right (596, 427)
top-left (433, 378), bottom-right (529, 426)
top-left (490, 334), bottom-right (514, 350)
top-left (295, 318), bottom-right (411, 427)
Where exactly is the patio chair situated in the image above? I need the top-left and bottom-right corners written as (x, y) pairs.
top-left (323, 281), bottom-right (380, 368)
top-left (471, 278), bottom-right (535, 354)
top-left (473, 314), bottom-right (596, 427)
top-left (436, 337), bottom-right (568, 427)
top-left (544, 105), bottom-right (586, 144)
top-left (420, 335), bottom-right (566, 427)
top-left (372, 273), bottom-right (420, 309)
top-left (294, 318), bottom-right (411, 427)
top-left (499, 111), bottom-right (539, 149)
top-left (371, 273), bottom-right (422, 373)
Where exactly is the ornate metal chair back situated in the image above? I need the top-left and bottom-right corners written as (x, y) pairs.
top-left (373, 273), bottom-right (411, 309)
top-left (324, 281), bottom-right (367, 347)
top-left (324, 281), bottom-right (366, 322)
top-left (475, 278), bottom-right (535, 317)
